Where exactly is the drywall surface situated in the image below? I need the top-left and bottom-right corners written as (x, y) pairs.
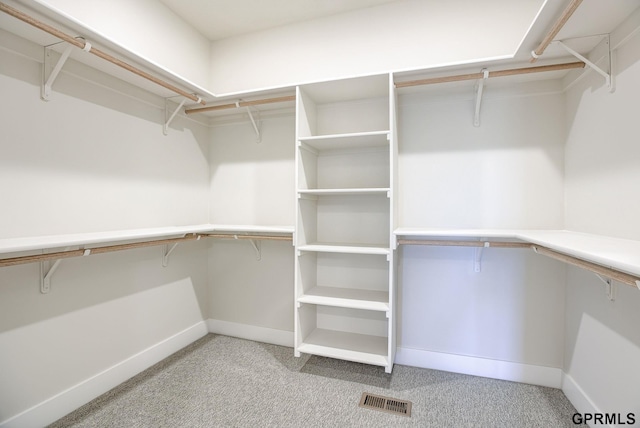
top-left (26, 0), bottom-right (211, 89)
top-left (0, 34), bottom-right (210, 238)
top-left (0, 34), bottom-right (210, 425)
top-left (563, 29), bottom-right (640, 416)
top-left (208, 116), bottom-right (295, 226)
top-left (564, 37), bottom-right (640, 240)
top-left (396, 82), bottom-right (566, 369)
top-left (207, 116), bottom-right (295, 333)
top-left (398, 81), bottom-right (566, 229)
top-left (209, 0), bottom-right (544, 95)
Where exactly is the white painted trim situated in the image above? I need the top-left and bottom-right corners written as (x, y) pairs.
top-left (395, 347), bottom-right (562, 388)
top-left (562, 373), bottom-right (602, 422)
top-left (0, 321), bottom-right (208, 428)
top-left (207, 319), bottom-right (294, 348)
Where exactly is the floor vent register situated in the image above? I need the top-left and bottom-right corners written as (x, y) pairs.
top-left (358, 392), bottom-right (412, 417)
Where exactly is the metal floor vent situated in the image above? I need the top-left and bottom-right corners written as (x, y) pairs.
top-left (359, 392), bottom-right (412, 417)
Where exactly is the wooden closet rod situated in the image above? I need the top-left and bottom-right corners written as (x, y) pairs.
top-left (184, 95), bottom-right (296, 115)
top-left (398, 239), bottom-right (640, 288)
top-left (531, 246), bottom-right (640, 288)
top-left (0, 1), bottom-right (205, 105)
top-left (530, 0), bottom-right (583, 63)
top-left (0, 234), bottom-right (201, 268)
top-left (397, 239), bottom-right (530, 248)
top-left (0, 232), bottom-right (293, 268)
top-left (395, 61), bottom-right (585, 88)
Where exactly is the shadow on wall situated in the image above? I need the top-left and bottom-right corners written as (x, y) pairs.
top-left (563, 266), bottom-right (640, 414)
top-left (397, 245), bottom-right (565, 368)
top-left (0, 240), bottom-right (209, 334)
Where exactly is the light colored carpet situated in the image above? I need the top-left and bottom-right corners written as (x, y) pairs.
top-left (50, 334), bottom-right (584, 427)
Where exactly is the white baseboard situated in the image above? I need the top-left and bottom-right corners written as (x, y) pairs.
top-left (207, 319), bottom-right (294, 347)
top-left (395, 346), bottom-right (562, 388)
top-left (0, 321), bottom-right (208, 428)
top-left (562, 373), bottom-right (601, 417)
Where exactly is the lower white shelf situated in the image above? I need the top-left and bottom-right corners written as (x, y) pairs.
top-left (298, 328), bottom-right (389, 367)
top-left (297, 243), bottom-right (390, 255)
top-left (298, 286), bottom-right (389, 311)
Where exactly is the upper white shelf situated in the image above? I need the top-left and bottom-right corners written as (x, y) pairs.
top-left (298, 243), bottom-right (390, 256)
top-left (298, 130), bottom-right (390, 151)
top-left (298, 188), bottom-right (390, 197)
top-left (394, 228), bottom-right (640, 278)
top-left (0, 224), bottom-right (294, 255)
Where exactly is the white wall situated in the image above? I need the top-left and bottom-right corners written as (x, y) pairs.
top-left (562, 26), bottom-right (640, 416)
top-left (209, 0), bottom-right (544, 95)
top-left (207, 115), bottom-right (295, 333)
top-left (0, 31), bottom-right (210, 237)
top-left (0, 32), bottom-right (210, 426)
top-left (396, 82), bottom-right (567, 376)
top-left (398, 81), bottom-right (566, 229)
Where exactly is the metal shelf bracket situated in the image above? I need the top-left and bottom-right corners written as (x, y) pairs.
top-left (39, 246), bottom-right (87, 293)
top-left (162, 235), bottom-right (200, 266)
top-left (555, 35), bottom-right (614, 92)
top-left (162, 242), bottom-right (179, 267)
top-left (596, 274), bottom-right (616, 301)
top-left (42, 43), bottom-right (73, 101)
top-left (40, 258), bottom-right (62, 294)
top-left (41, 38), bottom-right (91, 101)
top-left (164, 97), bottom-right (191, 135)
top-left (474, 241), bottom-right (490, 273)
top-left (473, 69), bottom-right (489, 127)
top-left (248, 238), bottom-right (262, 261)
top-left (245, 105), bottom-right (261, 143)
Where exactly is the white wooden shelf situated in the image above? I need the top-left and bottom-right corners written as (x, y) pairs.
top-left (519, 230), bottom-right (640, 278)
top-left (298, 243), bottom-right (390, 256)
top-left (394, 228), bottom-right (640, 280)
top-left (297, 329), bottom-right (389, 367)
top-left (209, 224), bottom-right (295, 235)
top-left (0, 224), bottom-right (295, 256)
top-left (298, 188), bottom-right (390, 197)
top-left (298, 286), bottom-right (389, 312)
top-left (394, 227), bottom-right (524, 239)
top-left (0, 224), bottom-right (216, 255)
top-left (298, 130), bottom-right (390, 151)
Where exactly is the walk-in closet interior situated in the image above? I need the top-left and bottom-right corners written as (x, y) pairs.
top-left (1, 0), bottom-right (639, 426)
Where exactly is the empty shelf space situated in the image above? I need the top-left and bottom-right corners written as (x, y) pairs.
top-left (298, 328), bottom-right (389, 367)
top-left (298, 188), bottom-right (390, 197)
top-left (298, 243), bottom-right (390, 255)
top-left (298, 286), bottom-right (389, 311)
top-left (298, 130), bottom-right (390, 151)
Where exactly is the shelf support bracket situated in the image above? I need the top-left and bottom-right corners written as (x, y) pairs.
top-left (596, 274), bottom-right (616, 301)
top-left (473, 69), bottom-right (489, 127)
top-left (164, 97), bottom-right (189, 135)
top-left (40, 258), bottom-right (62, 294)
top-left (41, 43), bottom-right (74, 101)
top-left (163, 242), bottom-right (179, 267)
top-left (40, 246), bottom-right (81, 293)
top-left (245, 105), bottom-right (261, 143)
top-left (249, 239), bottom-right (262, 261)
top-left (474, 241), bottom-right (490, 273)
top-left (555, 36), bottom-right (614, 92)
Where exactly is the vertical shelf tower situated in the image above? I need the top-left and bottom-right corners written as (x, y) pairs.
top-left (294, 74), bottom-right (398, 373)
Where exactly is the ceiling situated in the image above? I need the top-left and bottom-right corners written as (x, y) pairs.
top-left (158, 0), bottom-right (640, 47)
top-left (159, 0), bottom-right (404, 41)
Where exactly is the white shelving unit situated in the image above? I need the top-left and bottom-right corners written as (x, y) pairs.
top-left (294, 74), bottom-right (397, 372)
